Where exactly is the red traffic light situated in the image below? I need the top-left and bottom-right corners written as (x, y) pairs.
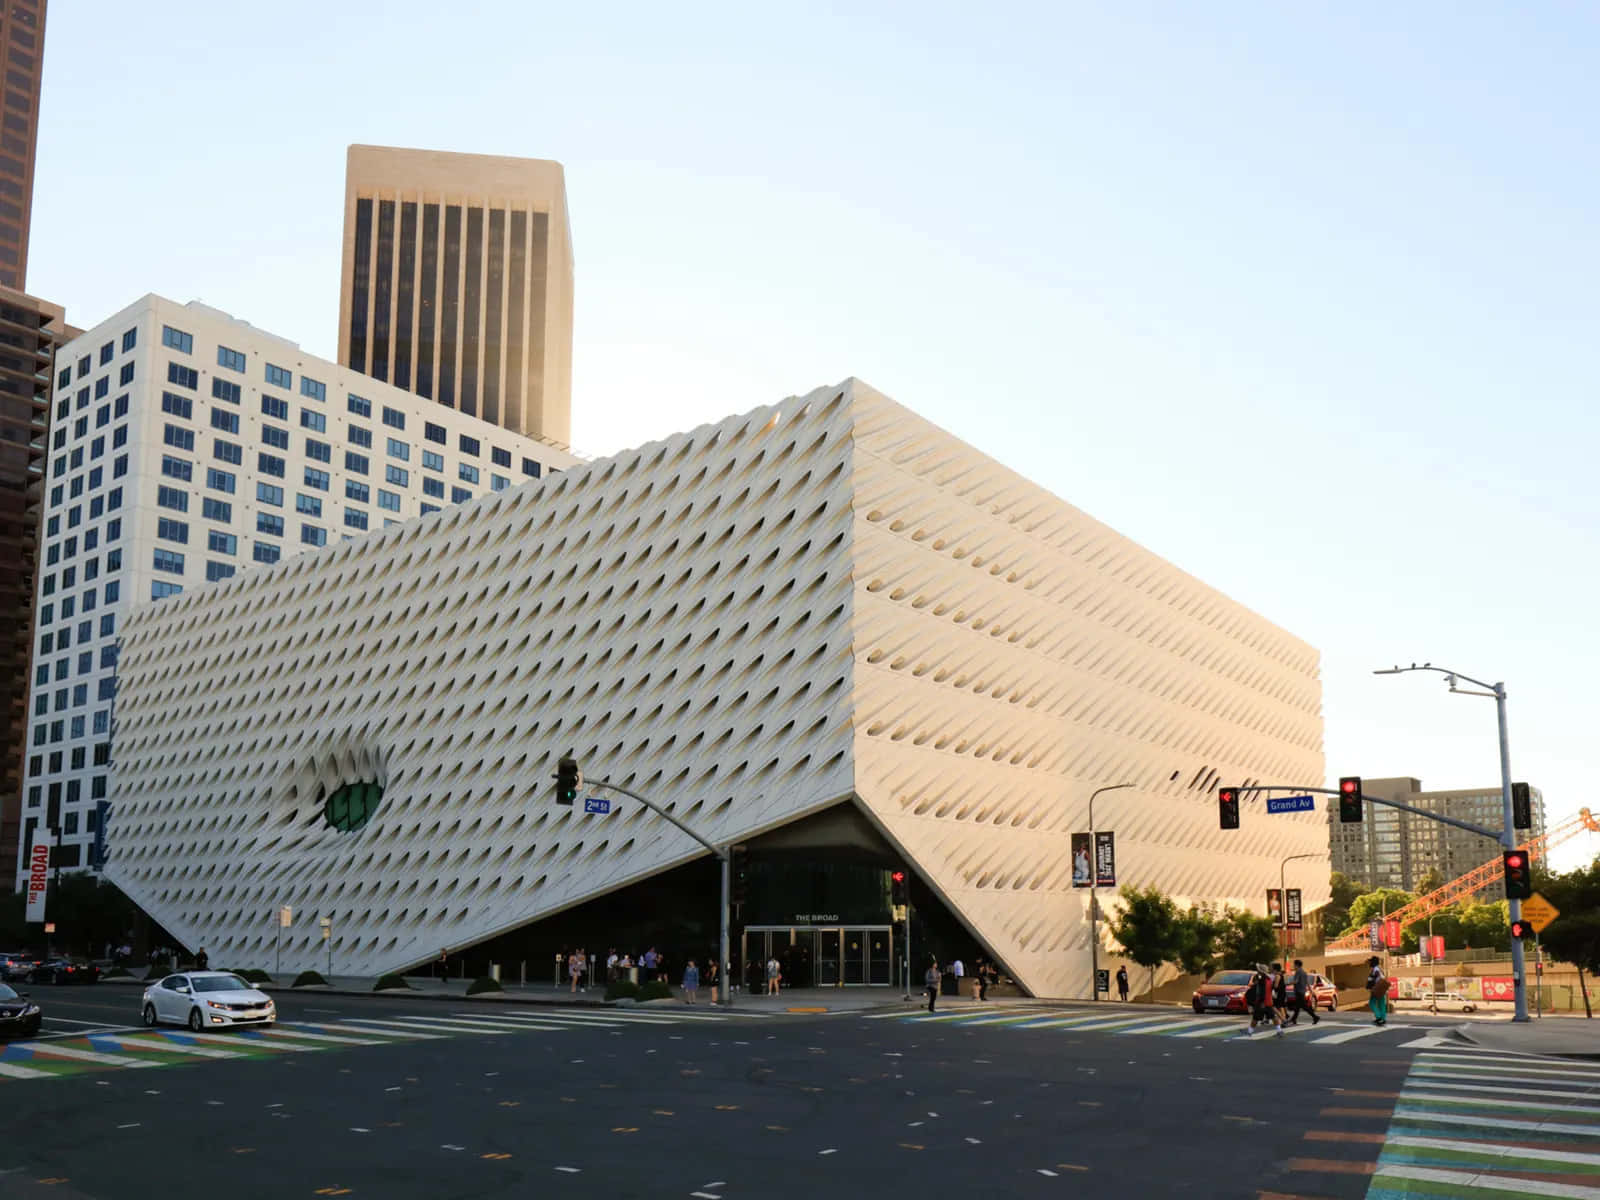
top-left (891, 871), bottom-right (905, 883)
top-left (1506, 853), bottom-right (1524, 869)
top-left (1340, 778), bottom-right (1358, 794)
top-left (1510, 920), bottom-right (1532, 939)
top-left (1219, 788), bottom-right (1237, 803)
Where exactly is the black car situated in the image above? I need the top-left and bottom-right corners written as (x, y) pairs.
top-left (27, 958), bottom-right (99, 985)
top-left (0, 982), bottom-right (42, 1038)
top-left (0, 951), bottom-right (38, 982)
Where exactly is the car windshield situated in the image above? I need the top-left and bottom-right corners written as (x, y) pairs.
top-left (1210, 971), bottom-right (1253, 985)
top-left (192, 976), bottom-right (251, 993)
top-left (0, 983), bottom-right (17, 1000)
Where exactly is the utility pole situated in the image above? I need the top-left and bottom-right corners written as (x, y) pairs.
top-left (1087, 783), bottom-right (1135, 1001)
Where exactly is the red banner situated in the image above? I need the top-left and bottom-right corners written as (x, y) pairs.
top-left (1481, 976), bottom-right (1515, 1002)
top-left (1426, 935), bottom-right (1446, 961)
top-left (1382, 919), bottom-right (1402, 949)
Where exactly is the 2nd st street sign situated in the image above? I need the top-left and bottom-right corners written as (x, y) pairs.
top-left (584, 797), bottom-right (612, 815)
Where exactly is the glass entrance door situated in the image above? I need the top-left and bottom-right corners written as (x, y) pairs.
top-left (843, 931), bottom-right (866, 984)
top-left (868, 929), bottom-right (891, 985)
top-left (814, 928), bottom-right (842, 986)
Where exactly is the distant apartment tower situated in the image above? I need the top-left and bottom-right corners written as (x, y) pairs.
top-left (0, 285), bottom-right (71, 882)
top-left (0, 0), bottom-right (44, 290)
top-left (1328, 776), bottom-right (1547, 899)
top-left (12, 294), bottom-right (578, 886)
top-left (337, 145), bottom-right (574, 448)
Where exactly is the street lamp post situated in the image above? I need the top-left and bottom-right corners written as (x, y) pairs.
top-left (1374, 663), bottom-right (1529, 1023)
top-left (1088, 783), bottom-right (1136, 1001)
top-left (1279, 853), bottom-right (1318, 954)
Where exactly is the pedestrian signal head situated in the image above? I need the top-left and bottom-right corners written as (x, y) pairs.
top-left (1510, 919), bottom-right (1532, 940)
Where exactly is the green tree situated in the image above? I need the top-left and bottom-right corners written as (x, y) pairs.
top-left (1173, 905), bottom-right (1225, 978)
top-left (1321, 872), bottom-right (1366, 939)
top-left (1107, 885), bottom-right (1180, 1001)
top-left (1342, 888), bottom-right (1416, 947)
top-left (1458, 900), bottom-right (1510, 952)
top-left (1415, 867), bottom-right (1446, 895)
top-left (1536, 859), bottom-right (1600, 1018)
top-left (1216, 908), bottom-right (1279, 971)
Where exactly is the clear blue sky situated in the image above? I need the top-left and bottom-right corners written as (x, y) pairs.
top-left (32, 2), bottom-right (1600, 869)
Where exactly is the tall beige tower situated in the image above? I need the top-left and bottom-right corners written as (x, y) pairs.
top-left (337, 145), bottom-right (574, 446)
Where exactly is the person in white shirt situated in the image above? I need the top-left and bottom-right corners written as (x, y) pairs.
top-left (951, 958), bottom-right (964, 980)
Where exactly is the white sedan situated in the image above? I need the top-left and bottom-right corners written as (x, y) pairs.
top-left (142, 971), bottom-right (275, 1031)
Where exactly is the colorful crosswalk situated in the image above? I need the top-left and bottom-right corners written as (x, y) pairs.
top-left (0, 1004), bottom-right (770, 1085)
top-left (1367, 1048), bottom-right (1600, 1199)
top-left (868, 1004), bottom-right (1439, 1049)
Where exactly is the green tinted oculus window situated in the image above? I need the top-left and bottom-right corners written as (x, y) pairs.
top-left (324, 782), bottom-right (382, 832)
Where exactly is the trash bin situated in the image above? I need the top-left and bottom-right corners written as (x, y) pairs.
top-left (490, 963), bottom-right (501, 983)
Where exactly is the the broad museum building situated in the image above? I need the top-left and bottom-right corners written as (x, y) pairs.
top-left (107, 380), bottom-right (1326, 999)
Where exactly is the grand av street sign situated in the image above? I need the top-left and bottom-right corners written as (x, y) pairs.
top-left (1266, 794), bottom-right (1316, 814)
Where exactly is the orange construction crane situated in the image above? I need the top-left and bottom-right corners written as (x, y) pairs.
top-left (1329, 807), bottom-right (1600, 951)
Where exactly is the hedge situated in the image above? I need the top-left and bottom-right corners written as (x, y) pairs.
top-left (466, 975), bottom-right (504, 996)
top-left (604, 979), bottom-right (639, 1001)
top-left (373, 974), bottom-right (411, 992)
top-left (291, 970), bottom-right (329, 988)
top-left (636, 980), bottom-right (673, 1002)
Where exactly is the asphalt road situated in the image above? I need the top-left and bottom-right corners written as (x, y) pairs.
top-left (5, 987), bottom-right (1593, 1199)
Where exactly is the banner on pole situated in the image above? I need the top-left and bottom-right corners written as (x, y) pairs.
top-left (24, 839), bottom-right (49, 923)
top-left (1285, 889), bottom-right (1303, 929)
top-left (1070, 833), bottom-right (1092, 887)
top-left (1382, 918), bottom-right (1403, 949)
top-left (1266, 888), bottom-right (1282, 926)
top-left (1369, 920), bottom-right (1382, 950)
top-left (1094, 831), bottom-right (1116, 888)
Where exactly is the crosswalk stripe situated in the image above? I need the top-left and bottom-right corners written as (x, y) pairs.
top-left (419, 1016), bottom-right (571, 1032)
top-left (1384, 1132), bottom-right (1600, 1167)
top-left (1390, 1107), bottom-right (1600, 1138)
top-left (1414, 1061), bottom-right (1600, 1082)
top-left (1371, 1163), bottom-right (1600, 1198)
top-left (294, 1023), bottom-right (447, 1042)
top-left (0, 1060), bottom-right (52, 1078)
top-left (501, 1008), bottom-right (738, 1024)
top-left (1306, 1025), bottom-right (1392, 1045)
top-left (1170, 1022), bottom-right (1249, 1039)
top-left (23, 1043), bottom-right (162, 1068)
top-left (1418, 1049), bottom-right (1600, 1071)
top-left (1117, 1017), bottom-right (1216, 1034)
top-left (107, 1036), bottom-right (242, 1059)
top-left (1398, 1079), bottom-right (1600, 1103)
top-left (1052, 1014), bottom-right (1178, 1033)
top-left (336, 1017), bottom-right (530, 1036)
top-left (1402, 1090), bottom-right (1600, 1117)
top-left (263, 1027), bottom-right (391, 1046)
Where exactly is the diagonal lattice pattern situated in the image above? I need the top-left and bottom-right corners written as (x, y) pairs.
top-left (109, 380), bottom-right (1323, 995)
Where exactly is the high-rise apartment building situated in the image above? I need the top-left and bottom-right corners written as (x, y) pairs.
top-left (337, 146), bottom-right (574, 448)
top-left (1328, 775), bottom-right (1547, 899)
top-left (0, 284), bottom-right (71, 881)
top-left (0, 0), bottom-right (44, 291)
top-left (12, 294), bottom-right (578, 885)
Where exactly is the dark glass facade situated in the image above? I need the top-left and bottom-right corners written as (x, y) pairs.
top-left (370, 200), bottom-right (394, 382)
top-left (0, 1), bottom-right (43, 292)
top-left (347, 199), bottom-right (371, 373)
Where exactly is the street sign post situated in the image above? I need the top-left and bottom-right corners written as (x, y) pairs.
top-left (1095, 969), bottom-right (1109, 994)
top-left (1266, 794), bottom-right (1317, 814)
top-left (583, 797), bottom-right (612, 815)
top-left (1519, 892), bottom-right (1559, 933)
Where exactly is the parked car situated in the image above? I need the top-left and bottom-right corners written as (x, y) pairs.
top-left (141, 971), bottom-right (275, 1032)
top-left (0, 982), bottom-right (42, 1039)
top-left (1192, 969), bottom-right (1255, 1013)
top-left (1290, 972), bottom-right (1339, 1012)
top-left (27, 958), bottom-right (100, 985)
top-left (1413, 990), bottom-right (1477, 1013)
top-left (0, 951), bottom-right (39, 982)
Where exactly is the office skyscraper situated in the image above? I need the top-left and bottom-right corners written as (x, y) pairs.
top-left (337, 146), bottom-right (574, 448)
top-left (0, 0), bottom-right (44, 291)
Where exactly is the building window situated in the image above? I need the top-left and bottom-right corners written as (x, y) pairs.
top-left (253, 542), bottom-right (280, 565)
top-left (212, 378), bottom-right (241, 405)
top-left (422, 476), bottom-right (444, 499)
top-left (119, 362), bottom-right (135, 385)
top-left (214, 439), bottom-right (243, 466)
top-left (261, 394), bottom-right (289, 420)
top-left (377, 489), bottom-right (401, 512)
top-left (345, 480), bottom-right (370, 503)
top-left (258, 452), bottom-right (286, 478)
top-left (156, 518), bottom-right (188, 544)
top-left (256, 483), bottom-right (284, 507)
top-left (381, 406), bottom-right (405, 430)
top-left (344, 508), bottom-right (368, 531)
top-left (386, 437), bottom-right (409, 461)
top-left (163, 424), bottom-right (195, 452)
top-left (95, 376), bottom-right (109, 399)
top-left (345, 451), bottom-right (369, 475)
top-left (385, 464), bottom-right (409, 487)
top-left (167, 362), bottom-right (199, 390)
top-left (348, 424), bottom-right (372, 449)
top-left (262, 425), bottom-right (289, 450)
top-left (115, 394), bottom-right (129, 418)
top-left (202, 497), bottom-right (232, 523)
top-left (161, 325), bottom-right (193, 354)
top-left (347, 393), bottom-right (371, 417)
top-left (451, 485), bottom-right (473, 504)
top-left (491, 474), bottom-right (510, 491)
top-left (161, 454), bottom-right (192, 482)
top-left (458, 434), bottom-right (480, 457)
top-left (304, 467), bottom-right (330, 491)
top-left (424, 421), bottom-right (446, 445)
top-left (217, 345), bottom-right (247, 372)
top-left (458, 463), bottom-right (479, 484)
top-left (206, 468), bottom-right (236, 494)
top-left (211, 408), bottom-right (240, 434)
top-left (205, 561), bottom-right (235, 582)
top-left (305, 438), bottom-right (332, 463)
top-left (422, 449), bottom-right (444, 472)
top-left (122, 328), bottom-right (137, 353)
top-left (265, 363), bottom-right (292, 389)
top-left (156, 486), bottom-right (188, 512)
top-left (300, 524), bottom-right (326, 547)
top-left (98, 341), bottom-right (114, 366)
top-left (112, 424), bottom-right (128, 449)
top-left (295, 493), bottom-right (322, 517)
top-left (491, 446), bottom-right (511, 468)
top-left (256, 513), bottom-right (284, 537)
top-left (150, 581), bottom-right (182, 601)
top-left (152, 548), bottom-right (185, 574)
top-left (301, 376), bottom-right (326, 402)
top-left (301, 409), bottom-right (326, 433)
top-left (57, 365), bottom-right (70, 388)
top-left (161, 391), bottom-right (193, 419)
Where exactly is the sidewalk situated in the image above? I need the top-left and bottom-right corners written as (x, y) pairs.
top-left (1451, 1016), bottom-right (1600, 1059)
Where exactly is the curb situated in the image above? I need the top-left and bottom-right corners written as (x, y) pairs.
top-left (1449, 1021), bottom-right (1600, 1061)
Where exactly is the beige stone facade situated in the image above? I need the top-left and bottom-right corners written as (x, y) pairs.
top-left (337, 145), bottom-right (574, 447)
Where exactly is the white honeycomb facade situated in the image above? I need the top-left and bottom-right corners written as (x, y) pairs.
top-left (109, 379), bottom-right (1325, 997)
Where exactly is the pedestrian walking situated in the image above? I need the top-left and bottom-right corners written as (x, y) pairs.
top-left (924, 958), bottom-right (941, 1012)
top-left (1270, 962), bottom-right (1289, 1036)
top-left (195, 947), bottom-right (209, 971)
top-left (766, 954), bottom-right (781, 996)
top-left (1288, 959), bottom-right (1320, 1026)
top-left (682, 960), bottom-right (700, 1005)
top-left (1366, 956), bottom-right (1389, 1025)
top-left (1116, 965), bottom-right (1130, 1002)
top-left (569, 947), bottom-right (587, 994)
top-left (1241, 963), bottom-right (1275, 1037)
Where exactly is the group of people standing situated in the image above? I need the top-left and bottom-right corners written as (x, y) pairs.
top-left (562, 946), bottom-right (673, 993)
top-left (1241, 958), bottom-right (1323, 1036)
top-left (922, 956), bottom-right (1002, 1011)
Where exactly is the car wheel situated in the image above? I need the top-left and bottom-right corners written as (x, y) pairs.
top-left (24, 1018), bottom-right (40, 1038)
top-left (142, 1002), bottom-right (158, 1027)
top-left (187, 1006), bottom-right (204, 1032)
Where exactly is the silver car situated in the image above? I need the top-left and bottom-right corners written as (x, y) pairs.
top-left (141, 971), bottom-right (276, 1031)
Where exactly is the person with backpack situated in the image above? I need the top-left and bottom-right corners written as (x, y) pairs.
top-left (1367, 956), bottom-right (1389, 1025)
top-left (1241, 964), bottom-right (1273, 1037)
top-left (1270, 963), bottom-right (1289, 1036)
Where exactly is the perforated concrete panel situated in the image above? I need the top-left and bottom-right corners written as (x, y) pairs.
top-left (109, 380), bottom-right (1324, 995)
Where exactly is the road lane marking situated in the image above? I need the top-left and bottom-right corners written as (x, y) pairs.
top-left (1303, 1130), bottom-right (1385, 1144)
top-left (23, 1043), bottom-right (162, 1068)
top-left (1285, 1158), bottom-right (1376, 1175)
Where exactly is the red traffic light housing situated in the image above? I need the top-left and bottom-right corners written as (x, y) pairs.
top-left (890, 869), bottom-right (908, 906)
top-left (1512, 782), bottom-right (1532, 829)
top-left (1502, 849), bottom-right (1533, 900)
top-left (1338, 776), bottom-right (1363, 823)
top-left (1218, 787), bottom-right (1240, 830)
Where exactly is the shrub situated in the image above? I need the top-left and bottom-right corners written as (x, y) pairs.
top-left (242, 969), bottom-right (273, 984)
top-left (292, 970), bottom-right (329, 988)
top-left (373, 973), bottom-right (411, 992)
top-left (635, 980), bottom-right (674, 1002)
top-left (605, 979), bottom-right (639, 1001)
top-left (466, 976), bottom-right (503, 996)
top-left (144, 964), bottom-right (169, 980)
